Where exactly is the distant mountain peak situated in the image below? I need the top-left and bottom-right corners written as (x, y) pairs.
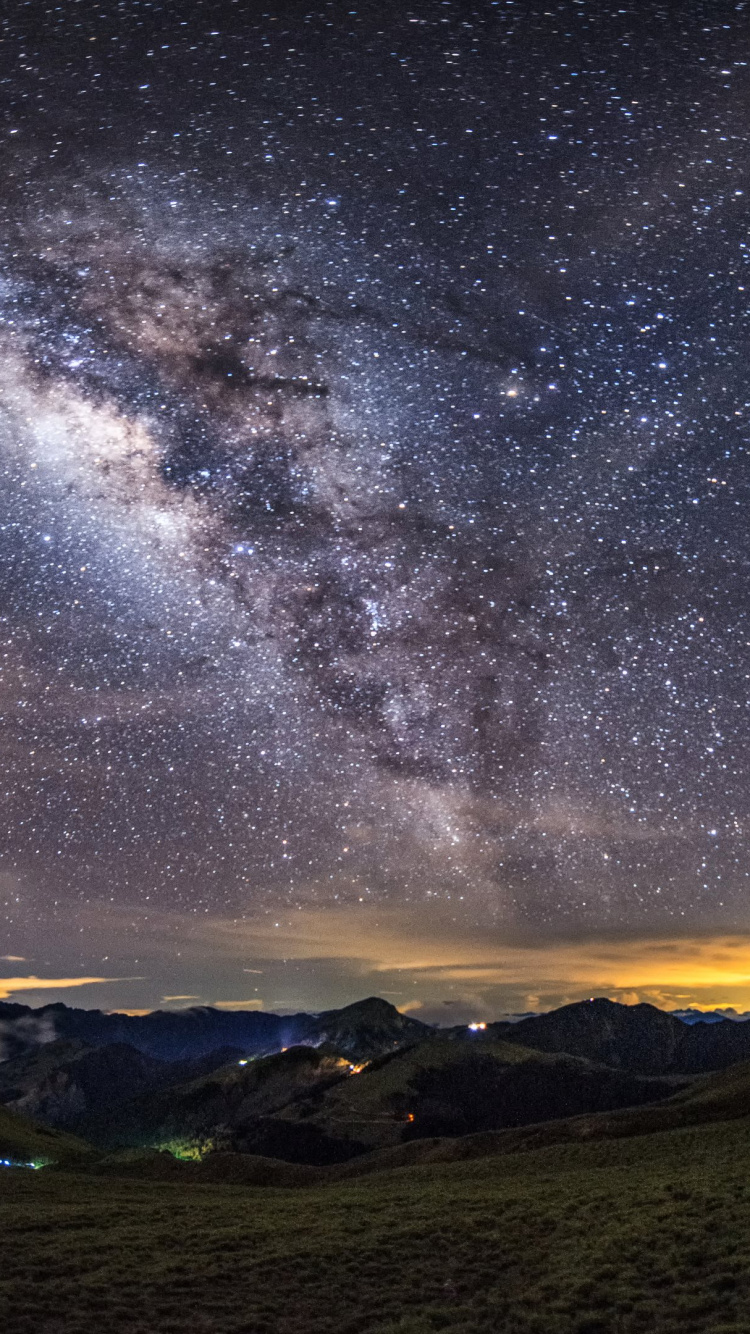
top-left (319, 996), bottom-right (419, 1020)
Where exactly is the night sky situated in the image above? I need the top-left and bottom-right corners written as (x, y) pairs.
top-left (2, 0), bottom-right (750, 1022)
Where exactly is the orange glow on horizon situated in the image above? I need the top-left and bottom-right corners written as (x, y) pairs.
top-left (199, 909), bottom-right (750, 1009)
top-left (40, 902), bottom-right (750, 1016)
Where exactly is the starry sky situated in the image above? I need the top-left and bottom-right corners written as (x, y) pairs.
top-left (2, 0), bottom-right (750, 1023)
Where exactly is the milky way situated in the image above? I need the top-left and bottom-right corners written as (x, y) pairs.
top-left (2, 1), bottom-right (750, 1014)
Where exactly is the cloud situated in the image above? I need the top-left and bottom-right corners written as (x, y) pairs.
top-left (58, 901), bottom-right (750, 1016)
top-left (161, 995), bottom-right (200, 1003)
top-left (205, 908), bottom-right (750, 1010)
top-left (0, 1012), bottom-right (58, 1061)
top-left (0, 956), bottom-right (26, 963)
top-left (212, 999), bottom-right (265, 1011)
top-left (0, 975), bottom-right (125, 1000)
top-left (200, 907), bottom-right (750, 985)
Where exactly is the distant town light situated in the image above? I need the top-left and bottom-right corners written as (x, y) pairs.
top-left (468, 1022), bottom-right (487, 1031)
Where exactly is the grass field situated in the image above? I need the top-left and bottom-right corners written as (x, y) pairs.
top-left (3, 1114), bottom-right (750, 1334)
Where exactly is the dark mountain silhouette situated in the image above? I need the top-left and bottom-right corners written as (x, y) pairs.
top-left (0, 995), bottom-right (428, 1063)
top-left (0, 1000), bottom-right (303, 1061)
top-left (488, 998), bottom-right (686, 1073)
top-left (6, 995), bottom-right (750, 1080)
top-left (676, 1017), bottom-right (750, 1072)
top-left (488, 1003), bottom-right (750, 1072)
top-left (486, 997), bottom-right (750, 1074)
top-left (670, 1008), bottom-right (750, 1024)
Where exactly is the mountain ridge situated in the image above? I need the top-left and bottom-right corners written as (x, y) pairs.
top-left (0, 994), bottom-right (428, 1062)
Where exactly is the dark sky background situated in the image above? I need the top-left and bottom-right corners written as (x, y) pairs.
top-left (1, 0), bottom-right (750, 1022)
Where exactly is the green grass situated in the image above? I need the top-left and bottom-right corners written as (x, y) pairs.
top-left (4, 1115), bottom-right (750, 1333)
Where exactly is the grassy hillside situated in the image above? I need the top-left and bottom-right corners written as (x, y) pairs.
top-left (0, 1104), bottom-right (93, 1168)
top-left (4, 1114), bottom-right (750, 1333)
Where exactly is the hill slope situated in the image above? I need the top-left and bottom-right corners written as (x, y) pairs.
top-left (71, 1057), bottom-right (750, 1187)
top-left (95, 1044), bottom-right (364, 1160)
top-left (270, 1034), bottom-right (683, 1154)
top-left (0, 1040), bottom-right (244, 1134)
top-left (0, 1104), bottom-right (93, 1167)
top-left (335, 1055), bottom-right (750, 1176)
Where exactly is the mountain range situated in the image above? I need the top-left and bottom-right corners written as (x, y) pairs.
top-left (0, 993), bottom-right (427, 1061)
top-left (486, 997), bottom-right (750, 1073)
top-left (6, 994), bottom-right (750, 1169)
